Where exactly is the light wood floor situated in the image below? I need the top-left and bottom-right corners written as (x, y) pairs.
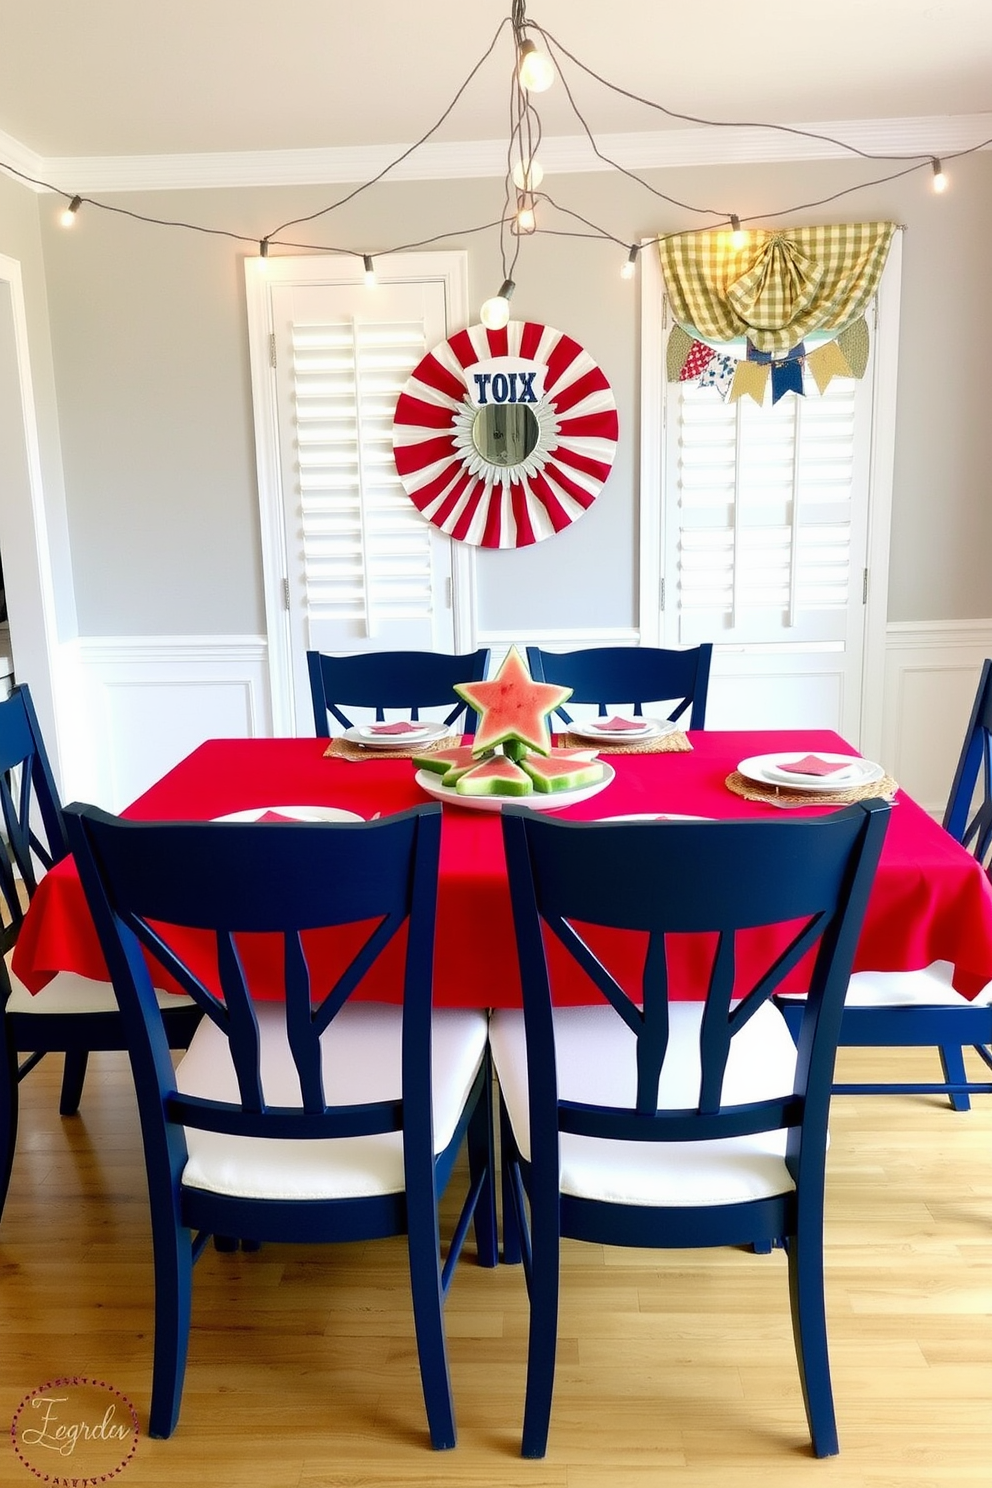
top-left (1, 1045), bottom-right (990, 1488)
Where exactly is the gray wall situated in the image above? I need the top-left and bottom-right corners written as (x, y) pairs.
top-left (13, 146), bottom-right (992, 636)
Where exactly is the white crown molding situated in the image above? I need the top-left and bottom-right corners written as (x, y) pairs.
top-left (0, 127), bottom-right (46, 190)
top-left (8, 114), bottom-right (989, 195)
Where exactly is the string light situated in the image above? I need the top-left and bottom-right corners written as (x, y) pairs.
top-left (257, 238), bottom-right (270, 271)
top-left (730, 214), bottom-right (746, 249)
top-left (620, 245), bottom-right (639, 280)
top-left (512, 155), bottom-right (544, 191)
top-left (3, 0), bottom-right (985, 299)
top-left (363, 253), bottom-right (377, 285)
top-left (516, 37), bottom-right (555, 92)
top-left (515, 201), bottom-right (537, 234)
top-left (480, 279), bottom-right (515, 330)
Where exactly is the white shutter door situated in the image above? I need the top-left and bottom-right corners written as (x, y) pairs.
top-left (269, 279), bottom-right (454, 716)
top-left (663, 320), bottom-right (874, 736)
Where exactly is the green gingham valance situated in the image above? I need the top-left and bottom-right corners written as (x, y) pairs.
top-left (658, 222), bottom-right (897, 356)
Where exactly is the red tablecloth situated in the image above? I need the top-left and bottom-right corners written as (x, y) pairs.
top-left (14, 731), bottom-right (992, 1006)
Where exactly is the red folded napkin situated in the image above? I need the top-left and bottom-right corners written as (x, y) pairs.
top-left (366, 720), bottom-right (424, 735)
top-left (595, 715), bottom-right (650, 733)
top-left (257, 810), bottom-right (297, 822)
top-left (776, 754), bottom-right (848, 777)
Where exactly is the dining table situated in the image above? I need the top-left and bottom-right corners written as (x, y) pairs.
top-left (13, 729), bottom-right (992, 1009)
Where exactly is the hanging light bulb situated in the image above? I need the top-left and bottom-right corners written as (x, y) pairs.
top-left (931, 158), bottom-right (947, 193)
top-left (517, 37), bottom-right (555, 92)
top-left (258, 239), bottom-right (270, 271)
top-left (620, 246), bottom-right (639, 280)
top-left (480, 279), bottom-right (515, 331)
top-left (511, 155), bottom-right (544, 191)
top-left (60, 195), bottom-right (82, 228)
top-left (363, 254), bottom-right (377, 286)
top-left (730, 214), bottom-right (746, 249)
top-left (515, 202), bottom-right (536, 234)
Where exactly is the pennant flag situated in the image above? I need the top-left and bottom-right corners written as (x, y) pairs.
top-left (771, 358), bottom-right (805, 402)
top-left (836, 316), bottom-right (869, 378)
top-left (666, 324), bottom-right (694, 381)
top-left (729, 361), bottom-right (769, 405)
top-left (699, 352), bottom-right (736, 396)
top-left (807, 339), bottom-right (853, 394)
top-left (680, 339), bottom-right (716, 381)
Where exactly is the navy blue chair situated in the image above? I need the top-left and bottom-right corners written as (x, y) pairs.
top-left (64, 801), bottom-right (496, 1444)
top-left (798, 658), bottom-right (992, 1109)
top-left (492, 800), bottom-right (889, 1458)
top-left (525, 644), bottom-right (712, 729)
top-left (0, 684), bottom-right (199, 1222)
top-left (307, 648), bottom-right (490, 737)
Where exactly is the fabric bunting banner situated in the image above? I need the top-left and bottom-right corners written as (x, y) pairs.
top-left (669, 316), bottom-right (867, 405)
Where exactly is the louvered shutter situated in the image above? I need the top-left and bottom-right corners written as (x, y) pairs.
top-left (666, 370), bottom-right (870, 649)
top-left (292, 316), bottom-right (434, 631)
top-left (269, 278), bottom-right (454, 657)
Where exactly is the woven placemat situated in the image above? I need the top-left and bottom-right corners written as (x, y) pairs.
top-left (725, 770), bottom-right (899, 808)
top-left (324, 733), bottom-right (460, 763)
top-left (557, 729), bottom-right (692, 756)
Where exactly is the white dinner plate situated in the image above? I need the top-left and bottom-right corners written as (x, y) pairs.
top-left (343, 721), bottom-right (448, 749)
top-left (414, 763), bottom-right (616, 814)
top-left (736, 752), bottom-right (885, 793)
top-left (212, 805), bottom-right (364, 823)
top-left (566, 716), bottom-right (676, 743)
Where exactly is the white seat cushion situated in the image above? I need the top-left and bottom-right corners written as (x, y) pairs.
top-left (4, 952), bottom-right (194, 1015)
top-left (176, 1001), bottom-right (489, 1203)
top-left (778, 964), bottom-right (992, 1009)
top-left (845, 965), bottom-right (992, 1008)
top-left (490, 1000), bottom-right (801, 1209)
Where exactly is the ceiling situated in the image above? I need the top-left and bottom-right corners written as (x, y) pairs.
top-left (0, 0), bottom-right (990, 163)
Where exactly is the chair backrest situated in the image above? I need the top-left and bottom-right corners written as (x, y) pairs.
top-left (0, 684), bottom-right (69, 952)
top-left (307, 648), bottom-right (491, 736)
top-left (525, 644), bottom-right (712, 729)
top-left (942, 658), bottom-right (992, 866)
top-left (501, 802), bottom-right (888, 1165)
top-left (64, 803), bottom-right (442, 1154)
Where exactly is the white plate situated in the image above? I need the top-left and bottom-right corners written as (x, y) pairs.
top-left (414, 763), bottom-right (616, 814)
top-left (566, 716), bottom-right (676, 743)
top-left (343, 721), bottom-right (447, 749)
top-left (213, 805), bottom-right (365, 823)
top-left (736, 752), bottom-right (885, 793)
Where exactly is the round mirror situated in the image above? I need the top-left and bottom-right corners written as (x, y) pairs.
top-left (471, 404), bottom-right (539, 467)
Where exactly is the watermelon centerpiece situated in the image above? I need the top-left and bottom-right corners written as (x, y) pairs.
top-left (410, 646), bottom-right (612, 799)
top-left (453, 645), bottom-right (572, 758)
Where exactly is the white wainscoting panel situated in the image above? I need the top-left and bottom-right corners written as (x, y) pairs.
top-left (68, 636), bottom-right (270, 811)
top-left (705, 650), bottom-right (848, 734)
top-left (881, 621), bottom-right (992, 815)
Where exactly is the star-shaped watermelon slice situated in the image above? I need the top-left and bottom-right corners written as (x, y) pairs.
top-left (454, 646), bottom-right (572, 758)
